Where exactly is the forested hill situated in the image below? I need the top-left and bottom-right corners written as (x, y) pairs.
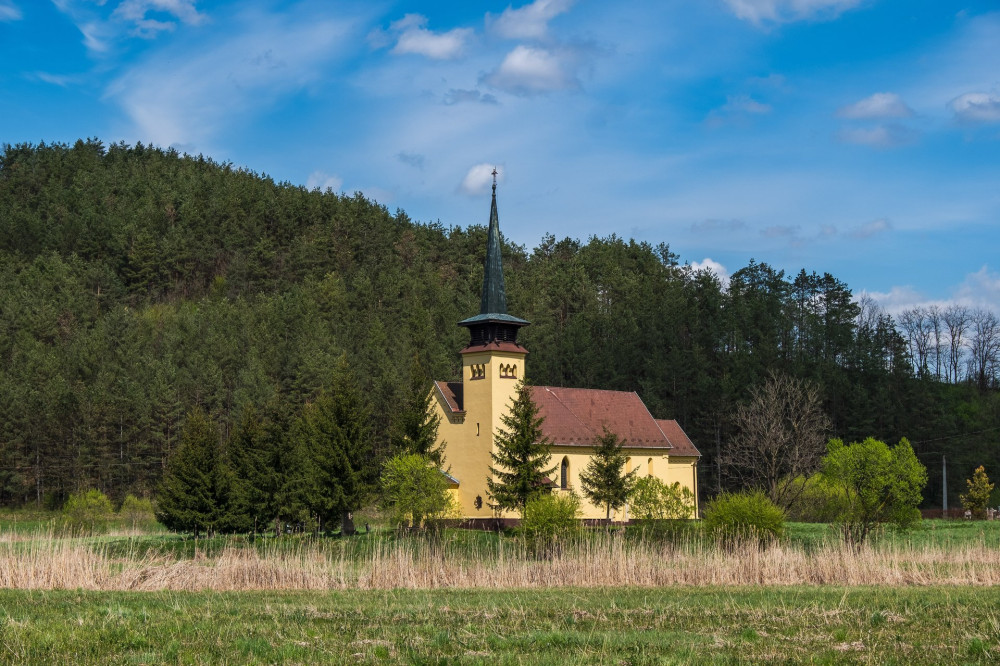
top-left (1, 140), bottom-right (996, 509)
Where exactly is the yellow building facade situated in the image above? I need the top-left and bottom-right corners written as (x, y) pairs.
top-left (430, 178), bottom-right (700, 522)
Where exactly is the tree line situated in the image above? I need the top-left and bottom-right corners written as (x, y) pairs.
top-left (0, 139), bottom-right (997, 512)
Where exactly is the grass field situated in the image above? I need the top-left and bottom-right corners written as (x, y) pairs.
top-left (1, 586), bottom-right (998, 664)
top-left (2, 516), bottom-right (1000, 662)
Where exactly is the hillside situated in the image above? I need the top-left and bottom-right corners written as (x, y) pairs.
top-left (0, 139), bottom-right (996, 508)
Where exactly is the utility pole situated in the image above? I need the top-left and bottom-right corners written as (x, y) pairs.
top-left (942, 454), bottom-right (948, 513)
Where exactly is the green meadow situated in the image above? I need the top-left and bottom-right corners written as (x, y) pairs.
top-left (2, 586), bottom-right (999, 664)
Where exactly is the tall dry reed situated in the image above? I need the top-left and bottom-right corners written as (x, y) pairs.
top-left (2, 531), bottom-right (1000, 591)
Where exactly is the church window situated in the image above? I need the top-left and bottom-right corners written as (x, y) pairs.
top-left (499, 363), bottom-right (517, 378)
top-left (647, 458), bottom-right (653, 476)
top-left (474, 495), bottom-right (483, 510)
top-left (470, 363), bottom-right (486, 380)
top-left (560, 457), bottom-right (569, 490)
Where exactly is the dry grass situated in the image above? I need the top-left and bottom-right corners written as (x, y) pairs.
top-left (3, 530), bottom-right (1000, 591)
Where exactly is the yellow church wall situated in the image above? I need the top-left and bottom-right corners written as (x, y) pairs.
top-left (432, 348), bottom-right (526, 521)
top-left (548, 447), bottom-right (698, 521)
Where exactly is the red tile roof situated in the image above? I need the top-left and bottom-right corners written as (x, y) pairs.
top-left (434, 381), bottom-right (464, 413)
top-left (432, 381), bottom-right (700, 456)
top-left (655, 419), bottom-right (702, 457)
top-left (530, 386), bottom-right (672, 449)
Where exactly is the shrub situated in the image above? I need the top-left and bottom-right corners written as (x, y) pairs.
top-left (62, 489), bottom-right (114, 533)
top-left (783, 474), bottom-right (850, 523)
top-left (520, 492), bottom-right (581, 553)
top-left (703, 490), bottom-right (785, 544)
top-left (119, 494), bottom-right (157, 531)
top-left (630, 477), bottom-right (695, 521)
top-left (380, 453), bottom-right (458, 530)
top-left (960, 466), bottom-right (994, 520)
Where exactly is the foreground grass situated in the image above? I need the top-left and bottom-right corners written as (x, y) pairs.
top-left (1, 586), bottom-right (998, 664)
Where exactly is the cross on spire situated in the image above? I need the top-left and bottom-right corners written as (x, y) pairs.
top-left (491, 166), bottom-right (498, 193)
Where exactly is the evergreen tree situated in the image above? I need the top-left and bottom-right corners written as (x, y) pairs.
top-left (297, 360), bottom-right (374, 535)
top-left (487, 380), bottom-right (555, 514)
top-left (579, 427), bottom-right (637, 521)
top-left (156, 409), bottom-right (231, 537)
top-left (390, 383), bottom-right (444, 466)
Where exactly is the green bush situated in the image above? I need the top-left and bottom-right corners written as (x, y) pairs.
top-left (783, 474), bottom-right (849, 523)
top-left (520, 492), bottom-right (581, 552)
top-left (62, 489), bottom-right (114, 533)
top-left (119, 494), bottom-right (158, 531)
top-left (703, 490), bottom-right (785, 544)
top-left (630, 477), bottom-right (695, 520)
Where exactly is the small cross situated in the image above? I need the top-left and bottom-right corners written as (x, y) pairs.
top-left (491, 166), bottom-right (498, 187)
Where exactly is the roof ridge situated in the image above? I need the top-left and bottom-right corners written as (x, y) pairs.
top-left (540, 386), bottom-right (595, 443)
top-left (636, 392), bottom-right (673, 448)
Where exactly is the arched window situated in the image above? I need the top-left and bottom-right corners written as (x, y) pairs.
top-left (512, 364), bottom-right (517, 378)
top-left (560, 457), bottom-right (569, 490)
top-left (648, 458), bottom-right (654, 477)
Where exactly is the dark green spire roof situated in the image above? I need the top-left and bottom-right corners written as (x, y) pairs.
top-left (480, 177), bottom-right (507, 315)
top-left (458, 173), bottom-right (529, 329)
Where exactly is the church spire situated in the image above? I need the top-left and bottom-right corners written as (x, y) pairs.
top-left (457, 171), bottom-right (529, 349)
top-left (480, 168), bottom-right (507, 315)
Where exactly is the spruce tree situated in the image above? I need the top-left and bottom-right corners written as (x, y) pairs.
top-left (487, 380), bottom-right (555, 514)
top-left (390, 385), bottom-right (444, 466)
top-left (156, 409), bottom-right (231, 537)
top-left (298, 360), bottom-right (373, 535)
top-left (579, 427), bottom-right (637, 521)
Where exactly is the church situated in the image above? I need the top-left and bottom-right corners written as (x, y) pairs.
top-left (429, 176), bottom-right (700, 522)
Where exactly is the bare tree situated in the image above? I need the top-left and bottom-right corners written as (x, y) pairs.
top-left (722, 372), bottom-right (832, 509)
top-left (926, 305), bottom-right (943, 380)
top-left (967, 309), bottom-right (1000, 391)
top-left (943, 305), bottom-right (970, 383)
top-left (898, 307), bottom-right (932, 376)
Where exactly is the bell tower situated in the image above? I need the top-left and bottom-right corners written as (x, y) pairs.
top-left (457, 170), bottom-right (529, 459)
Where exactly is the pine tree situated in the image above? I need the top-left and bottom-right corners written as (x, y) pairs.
top-left (487, 380), bottom-right (555, 514)
top-left (156, 409), bottom-right (231, 537)
top-left (579, 427), bottom-right (637, 521)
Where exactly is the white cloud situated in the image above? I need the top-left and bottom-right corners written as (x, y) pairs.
top-left (443, 89), bottom-right (499, 105)
top-left (460, 163), bottom-right (503, 196)
top-left (0, 1), bottom-right (21, 21)
top-left (106, 13), bottom-right (352, 149)
top-left (849, 217), bottom-right (891, 239)
top-left (483, 45), bottom-right (579, 95)
top-left (950, 92), bottom-right (1000, 124)
top-left (838, 92), bottom-right (913, 119)
top-left (722, 0), bottom-right (863, 25)
top-left (32, 72), bottom-right (75, 87)
top-left (113, 0), bottom-right (206, 29)
top-left (688, 258), bottom-right (730, 287)
top-left (837, 124), bottom-right (916, 148)
top-left (723, 94), bottom-right (771, 114)
top-left (80, 21), bottom-right (111, 53)
top-left (955, 266), bottom-right (1000, 310)
top-left (865, 266), bottom-right (1000, 316)
top-left (306, 171), bottom-right (343, 192)
top-left (487, 0), bottom-right (574, 40)
top-left (706, 94), bottom-right (772, 126)
top-left (379, 13), bottom-right (472, 60)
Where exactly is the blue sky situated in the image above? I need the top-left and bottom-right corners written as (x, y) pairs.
top-left (2, 0), bottom-right (999, 313)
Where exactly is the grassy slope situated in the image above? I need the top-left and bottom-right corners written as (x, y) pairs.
top-left (2, 586), bottom-right (998, 664)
